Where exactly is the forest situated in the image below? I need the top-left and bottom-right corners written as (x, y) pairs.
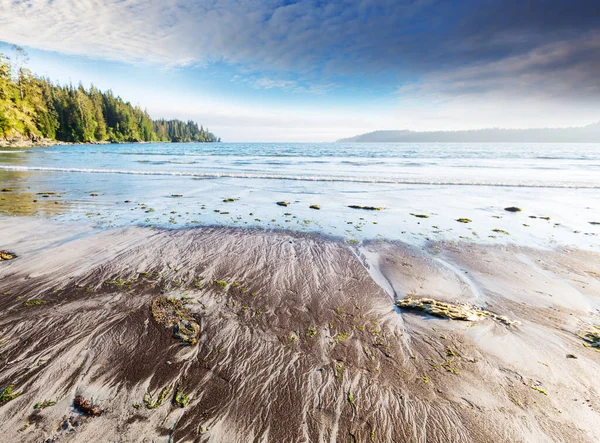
top-left (0, 47), bottom-right (219, 143)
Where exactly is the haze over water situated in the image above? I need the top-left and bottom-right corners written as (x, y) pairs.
top-left (1, 142), bottom-right (599, 250)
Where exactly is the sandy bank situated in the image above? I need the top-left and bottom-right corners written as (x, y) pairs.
top-left (0, 217), bottom-right (599, 442)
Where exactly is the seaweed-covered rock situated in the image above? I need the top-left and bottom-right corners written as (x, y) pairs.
top-left (0, 251), bottom-right (16, 261)
top-left (151, 296), bottom-right (200, 345)
top-left (348, 205), bottom-right (384, 211)
top-left (396, 297), bottom-right (516, 326)
top-left (579, 329), bottom-right (600, 347)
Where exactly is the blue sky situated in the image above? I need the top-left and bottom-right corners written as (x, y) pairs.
top-left (1, 0), bottom-right (599, 141)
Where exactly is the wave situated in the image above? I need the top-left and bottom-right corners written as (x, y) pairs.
top-left (0, 165), bottom-right (598, 189)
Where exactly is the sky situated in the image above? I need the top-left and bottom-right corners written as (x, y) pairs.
top-left (0, 0), bottom-right (599, 142)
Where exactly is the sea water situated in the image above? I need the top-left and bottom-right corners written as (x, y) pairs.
top-left (1, 142), bottom-right (599, 250)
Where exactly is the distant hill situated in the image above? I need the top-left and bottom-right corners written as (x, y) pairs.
top-left (338, 122), bottom-right (600, 143)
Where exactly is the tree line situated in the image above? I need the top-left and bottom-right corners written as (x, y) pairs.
top-left (0, 47), bottom-right (219, 143)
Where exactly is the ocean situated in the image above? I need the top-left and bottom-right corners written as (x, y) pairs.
top-left (1, 142), bottom-right (599, 249)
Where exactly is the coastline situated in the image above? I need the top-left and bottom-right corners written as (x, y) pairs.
top-left (1, 217), bottom-right (599, 442)
top-left (0, 139), bottom-right (220, 149)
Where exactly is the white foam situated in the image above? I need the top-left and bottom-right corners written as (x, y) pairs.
top-left (0, 165), bottom-right (597, 189)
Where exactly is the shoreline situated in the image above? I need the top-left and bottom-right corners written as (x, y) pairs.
top-left (1, 217), bottom-right (599, 442)
top-left (0, 139), bottom-right (221, 149)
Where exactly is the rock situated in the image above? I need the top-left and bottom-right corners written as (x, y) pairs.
top-left (504, 207), bottom-right (522, 212)
top-left (276, 201), bottom-right (290, 207)
top-left (396, 297), bottom-right (516, 326)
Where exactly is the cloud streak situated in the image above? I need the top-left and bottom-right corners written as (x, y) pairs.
top-left (1, 0), bottom-right (599, 133)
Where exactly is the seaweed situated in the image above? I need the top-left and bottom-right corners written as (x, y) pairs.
top-left (74, 395), bottom-right (103, 416)
top-left (34, 400), bottom-right (56, 409)
top-left (143, 386), bottom-right (172, 409)
top-left (173, 388), bottom-right (191, 408)
top-left (0, 385), bottom-right (21, 405)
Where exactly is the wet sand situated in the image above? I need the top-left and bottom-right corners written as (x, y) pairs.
top-left (1, 216), bottom-right (600, 442)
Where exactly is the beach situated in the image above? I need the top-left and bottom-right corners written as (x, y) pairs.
top-left (0, 215), bottom-right (599, 442)
top-left (1, 142), bottom-right (600, 442)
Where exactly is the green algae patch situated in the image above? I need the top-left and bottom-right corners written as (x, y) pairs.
top-left (0, 385), bottom-right (21, 405)
top-left (173, 388), bottom-right (191, 408)
top-left (34, 400), bottom-right (57, 409)
top-left (456, 218), bottom-right (472, 223)
top-left (410, 213), bottom-right (429, 219)
top-left (396, 297), bottom-right (516, 325)
top-left (143, 386), bottom-right (172, 409)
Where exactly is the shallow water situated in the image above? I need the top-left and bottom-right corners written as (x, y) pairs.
top-left (1, 142), bottom-right (599, 249)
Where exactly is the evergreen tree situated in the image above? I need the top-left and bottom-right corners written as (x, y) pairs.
top-left (0, 48), bottom-right (219, 144)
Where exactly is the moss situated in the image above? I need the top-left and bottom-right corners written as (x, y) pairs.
top-left (276, 201), bottom-right (290, 207)
top-left (446, 346), bottom-right (456, 357)
top-left (24, 299), bottom-right (46, 307)
top-left (456, 218), bottom-right (472, 223)
top-left (421, 375), bottom-right (429, 383)
top-left (0, 385), bottom-right (21, 404)
top-left (410, 213), bottom-right (429, 218)
top-left (309, 204), bottom-right (320, 210)
top-left (33, 400), bottom-right (56, 409)
top-left (306, 327), bottom-right (317, 338)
